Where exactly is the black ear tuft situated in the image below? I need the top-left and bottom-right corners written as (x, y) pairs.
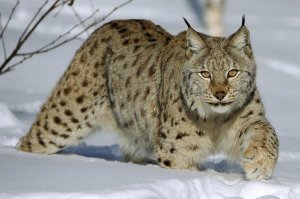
top-left (242, 15), bottom-right (246, 26)
top-left (182, 17), bottom-right (192, 28)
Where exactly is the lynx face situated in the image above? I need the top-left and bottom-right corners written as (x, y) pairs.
top-left (182, 22), bottom-right (256, 117)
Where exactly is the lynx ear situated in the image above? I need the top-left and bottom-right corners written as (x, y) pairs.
top-left (183, 17), bottom-right (206, 52)
top-left (228, 15), bottom-right (250, 49)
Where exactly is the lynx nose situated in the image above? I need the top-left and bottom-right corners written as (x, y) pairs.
top-left (214, 91), bottom-right (226, 101)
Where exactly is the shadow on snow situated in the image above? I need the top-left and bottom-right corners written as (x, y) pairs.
top-left (59, 143), bottom-right (244, 175)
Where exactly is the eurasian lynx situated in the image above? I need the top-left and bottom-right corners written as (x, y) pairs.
top-left (17, 17), bottom-right (278, 180)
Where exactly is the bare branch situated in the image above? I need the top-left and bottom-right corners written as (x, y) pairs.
top-left (18, 0), bottom-right (63, 44)
top-left (0, 14), bottom-right (7, 59)
top-left (0, 0), bottom-right (19, 39)
top-left (70, 6), bottom-right (90, 37)
top-left (99, 0), bottom-right (133, 22)
top-left (15, 0), bottom-right (133, 56)
top-left (68, 0), bottom-right (75, 6)
top-left (0, 0), bottom-right (134, 76)
top-left (1, 54), bottom-right (32, 73)
top-left (18, 0), bottom-right (50, 42)
top-left (0, 0), bottom-right (67, 73)
top-left (53, 0), bottom-right (66, 18)
top-left (16, 9), bottom-right (99, 56)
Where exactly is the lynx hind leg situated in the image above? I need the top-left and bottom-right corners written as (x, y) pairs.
top-left (17, 34), bottom-right (112, 154)
top-left (16, 88), bottom-right (109, 154)
top-left (16, 102), bottom-right (99, 154)
top-left (17, 93), bottom-right (114, 154)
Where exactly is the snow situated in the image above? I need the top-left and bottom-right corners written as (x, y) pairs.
top-left (259, 57), bottom-right (300, 79)
top-left (1, 0), bottom-right (300, 198)
top-left (0, 103), bottom-right (19, 128)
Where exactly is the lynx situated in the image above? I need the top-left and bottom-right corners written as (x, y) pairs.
top-left (17, 16), bottom-right (278, 180)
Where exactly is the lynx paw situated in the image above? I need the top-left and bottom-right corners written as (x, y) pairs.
top-left (242, 145), bottom-right (277, 180)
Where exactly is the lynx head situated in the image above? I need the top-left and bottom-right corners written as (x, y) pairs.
top-left (181, 16), bottom-right (256, 118)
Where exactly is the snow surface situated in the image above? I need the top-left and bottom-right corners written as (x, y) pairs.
top-left (0, 103), bottom-right (19, 128)
top-left (1, 0), bottom-right (300, 198)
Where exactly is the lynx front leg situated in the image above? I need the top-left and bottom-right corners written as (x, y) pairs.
top-left (155, 127), bottom-right (214, 171)
top-left (239, 121), bottom-right (279, 180)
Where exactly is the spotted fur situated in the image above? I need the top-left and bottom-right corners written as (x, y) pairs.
top-left (17, 18), bottom-right (278, 180)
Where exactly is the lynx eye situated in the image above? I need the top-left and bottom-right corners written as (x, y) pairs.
top-left (198, 71), bottom-right (211, 79)
top-left (227, 69), bottom-right (239, 78)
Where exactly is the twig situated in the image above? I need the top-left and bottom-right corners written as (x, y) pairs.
top-left (53, 0), bottom-right (73, 18)
top-left (18, 0), bottom-right (64, 44)
top-left (18, 0), bottom-right (50, 42)
top-left (53, 2), bottom-right (65, 18)
top-left (99, 0), bottom-right (133, 22)
top-left (68, 0), bottom-right (74, 6)
top-left (16, 0), bottom-right (133, 56)
top-left (0, 0), bottom-right (19, 39)
top-left (0, 0), bottom-right (67, 73)
top-left (0, 0), bottom-right (134, 75)
top-left (0, 55), bottom-right (32, 74)
top-left (70, 6), bottom-right (90, 37)
top-left (0, 14), bottom-right (7, 59)
top-left (16, 9), bottom-right (99, 56)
